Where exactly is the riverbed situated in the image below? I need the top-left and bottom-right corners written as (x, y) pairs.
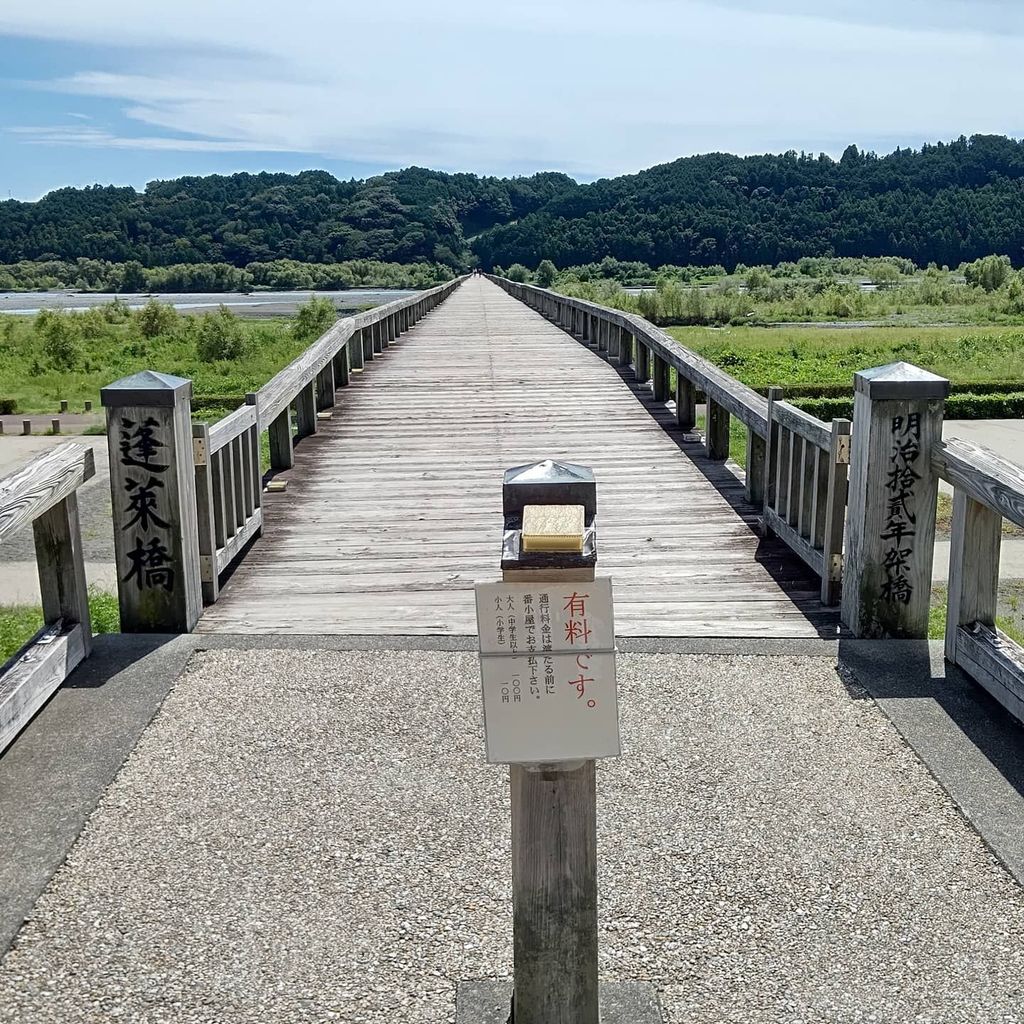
top-left (0, 288), bottom-right (416, 318)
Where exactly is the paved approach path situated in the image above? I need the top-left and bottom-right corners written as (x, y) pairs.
top-left (199, 277), bottom-right (838, 638)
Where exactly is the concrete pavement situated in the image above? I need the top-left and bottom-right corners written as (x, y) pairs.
top-left (1, 638), bottom-right (1022, 1023)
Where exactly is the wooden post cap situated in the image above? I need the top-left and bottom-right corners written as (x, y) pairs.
top-left (101, 370), bottom-right (192, 408)
top-left (853, 361), bottom-right (950, 400)
top-left (522, 504), bottom-right (585, 553)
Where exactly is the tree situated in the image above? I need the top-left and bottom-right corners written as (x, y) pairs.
top-left (535, 259), bottom-right (557, 287)
top-left (964, 254), bottom-right (1012, 292)
top-left (506, 263), bottom-right (530, 283)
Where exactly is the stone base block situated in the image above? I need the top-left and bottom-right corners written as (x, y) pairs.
top-left (456, 979), bottom-right (661, 1024)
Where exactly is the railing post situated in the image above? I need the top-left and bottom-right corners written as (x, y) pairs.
top-left (652, 354), bottom-right (670, 403)
top-left (841, 362), bottom-right (949, 638)
top-left (675, 374), bottom-right (696, 431)
top-left (32, 490), bottom-right (92, 654)
top-left (267, 405), bottom-right (294, 470)
top-left (100, 371), bottom-right (202, 632)
top-left (316, 360), bottom-right (336, 410)
top-left (334, 343), bottom-right (351, 387)
top-left (295, 381), bottom-right (317, 438)
top-left (635, 342), bottom-right (650, 386)
top-left (706, 399), bottom-right (730, 461)
top-left (618, 328), bottom-right (633, 367)
top-left (372, 321), bottom-right (384, 355)
top-left (745, 426), bottom-right (767, 505)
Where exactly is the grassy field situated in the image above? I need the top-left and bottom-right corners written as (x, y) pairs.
top-left (0, 303), bottom-right (314, 414)
top-left (668, 323), bottom-right (1024, 391)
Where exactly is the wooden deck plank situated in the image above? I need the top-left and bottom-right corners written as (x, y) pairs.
top-left (198, 278), bottom-right (840, 638)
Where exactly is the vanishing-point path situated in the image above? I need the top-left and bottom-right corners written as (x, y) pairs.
top-left (197, 277), bottom-right (839, 638)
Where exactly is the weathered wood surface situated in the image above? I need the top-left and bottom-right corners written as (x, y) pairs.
top-left (932, 437), bottom-right (1024, 530)
top-left (0, 622), bottom-right (86, 754)
top-left (0, 443), bottom-right (95, 542)
top-left (198, 278), bottom-right (839, 637)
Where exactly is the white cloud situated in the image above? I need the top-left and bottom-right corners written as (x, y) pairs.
top-left (3, 0), bottom-right (1024, 176)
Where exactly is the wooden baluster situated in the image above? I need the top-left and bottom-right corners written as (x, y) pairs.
top-left (946, 490), bottom-right (1002, 662)
top-left (745, 426), bottom-right (767, 505)
top-left (192, 422), bottom-right (219, 604)
top-left (763, 388), bottom-right (782, 522)
top-left (776, 424), bottom-right (791, 522)
top-left (820, 418), bottom-right (851, 606)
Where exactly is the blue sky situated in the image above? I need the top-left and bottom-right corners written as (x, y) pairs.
top-left (1, 0), bottom-right (1022, 200)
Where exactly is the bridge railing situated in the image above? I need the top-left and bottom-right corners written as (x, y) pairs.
top-left (492, 275), bottom-right (1024, 725)
top-left (100, 276), bottom-right (466, 628)
top-left (934, 438), bottom-right (1024, 720)
top-left (0, 442), bottom-right (95, 752)
top-left (488, 276), bottom-right (850, 604)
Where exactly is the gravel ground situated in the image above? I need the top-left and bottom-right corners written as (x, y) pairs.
top-left (0, 650), bottom-right (1022, 1024)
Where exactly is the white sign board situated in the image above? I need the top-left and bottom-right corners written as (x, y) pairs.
top-left (474, 579), bottom-right (620, 764)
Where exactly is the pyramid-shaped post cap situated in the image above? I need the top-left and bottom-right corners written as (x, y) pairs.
top-left (854, 362), bottom-right (950, 401)
top-left (100, 371), bottom-right (193, 408)
top-left (502, 459), bottom-right (596, 518)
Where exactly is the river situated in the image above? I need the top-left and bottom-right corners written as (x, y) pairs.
top-left (0, 288), bottom-right (416, 317)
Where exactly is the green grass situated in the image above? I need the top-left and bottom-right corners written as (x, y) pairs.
top-left (667, 324), bottom-right (1024, 391)
top-left (0, 308), bottom-right (310, 414)
top-left (0, 588), bottom-right (120, 663)
top-left (929, 583), bottom-right (1024, 645)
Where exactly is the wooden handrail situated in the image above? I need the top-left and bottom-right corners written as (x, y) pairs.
top-left (490, 277), bottom-right (769, 435)
top-left (931, 437), bottom-right (1024, 529)
top-left (0, 442), bottom-right (95, 542)
top-left (1, 441), bottom-right (95, 752)
top-left (248, 277), bottom-right (467, 432)
top-left (935, 436), bottom-right (1024, 722)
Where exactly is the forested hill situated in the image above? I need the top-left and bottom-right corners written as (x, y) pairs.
top-left (0, 167), bottom-right (577, 268)
top-left (3, 135), bottom-right (1024, 271)
top-left (472, 135), bottom-right (1024, 270)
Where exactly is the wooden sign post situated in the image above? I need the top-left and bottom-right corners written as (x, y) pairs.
top-left (460, 461), bottom-right (659, 1024)
top-left (100, 370), bottom-right (202, 633)
top-left (841, 361), bottom-right (949, 637)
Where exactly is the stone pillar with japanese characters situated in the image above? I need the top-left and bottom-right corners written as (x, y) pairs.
top-left (841, 361), bottom-right (949, 638)
top-left (101, 370), bottom-right (203, 633)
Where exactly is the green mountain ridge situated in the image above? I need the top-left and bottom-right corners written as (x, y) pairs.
top-left (3, 134), bottom-right (1024, 271)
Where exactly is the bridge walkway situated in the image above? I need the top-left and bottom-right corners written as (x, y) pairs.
top-left (198, 277), bottom-right (839, 637)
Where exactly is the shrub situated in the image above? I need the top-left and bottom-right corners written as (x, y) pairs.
top-left (195, 307), bottom-right (247, 361)
top-left (135, 299), bottom-right (179, 339)
top-left (0, 398), bottom-right (16, 414)
top-left (506, 263), bottom-right (530, 283)
top-left (293, 296), bottom-right (337, 343)
top-left (36, 310), bottom-right (80, 369)
top-left (535, 259), bottom-right (557, 288)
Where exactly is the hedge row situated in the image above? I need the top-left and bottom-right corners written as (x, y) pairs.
top-left (794, 391), bottom-right (1024, 421)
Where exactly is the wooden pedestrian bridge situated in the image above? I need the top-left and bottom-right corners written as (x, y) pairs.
top-left (3, 273), bottom-right (1024, 742)
top-left (3, 273), bottom-right (1024, 1024)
